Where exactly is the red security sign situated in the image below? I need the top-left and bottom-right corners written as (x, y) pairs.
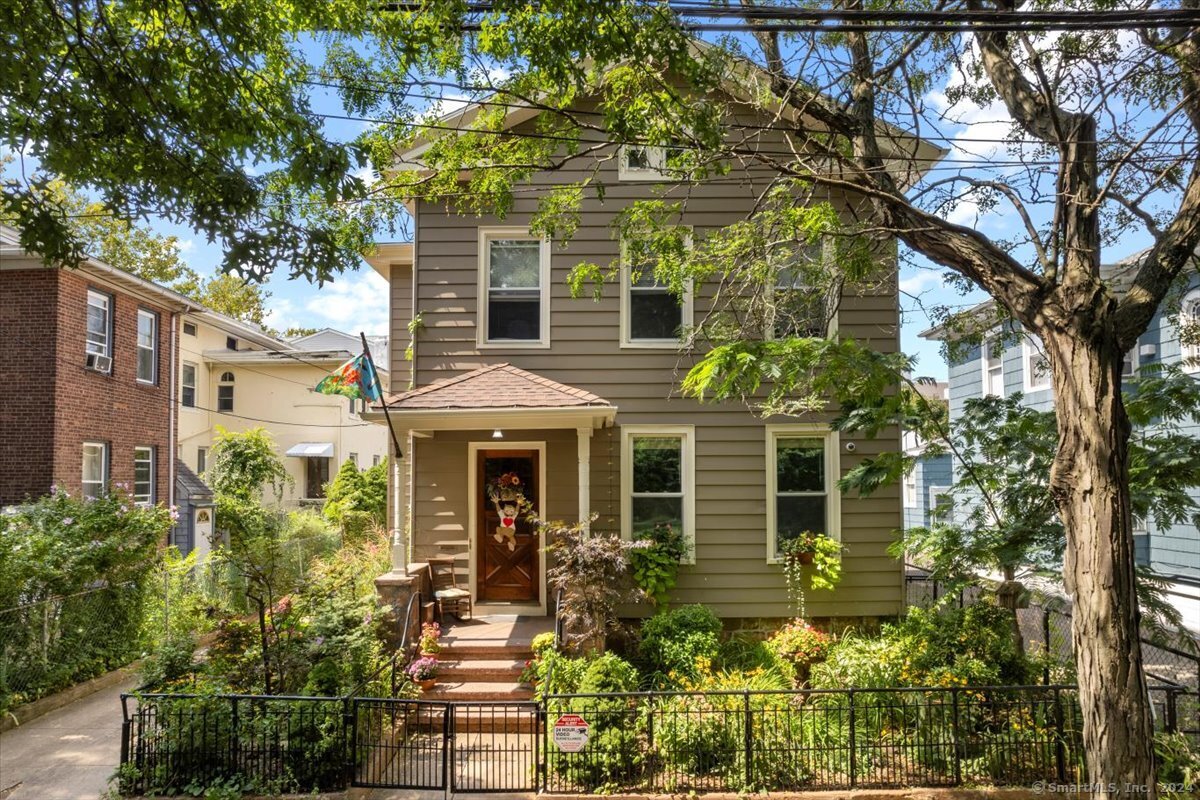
top-left (552, 713), bottom-right (589, 752)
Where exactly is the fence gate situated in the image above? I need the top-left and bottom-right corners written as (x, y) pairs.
top-left (450, 701), bottom-right (542, 793)
top-left (352, 698), bottom-right (449, 789)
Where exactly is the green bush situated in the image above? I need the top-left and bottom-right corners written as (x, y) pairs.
top-left (638, 604), bottom-right (722, 687)
top-left (0, 489), bottom-right (167, 712)
top-left (578, 652), bottom-right (639, 694)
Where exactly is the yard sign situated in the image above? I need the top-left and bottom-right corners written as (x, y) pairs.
top-left (552, 713), bottom-right (589, 752)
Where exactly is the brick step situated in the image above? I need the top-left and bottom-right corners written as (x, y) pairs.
top-left (447, 706), bottom-right (542, 734)
top-left (418, 681), bottom-right (535, 702)
top-left (438, 659), bottom-right (528, 682)
top-left (438, 643), bottom-right (534, 659)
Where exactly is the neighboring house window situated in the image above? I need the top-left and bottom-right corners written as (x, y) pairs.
top-left (349, 452), bottom-right (359, 467)
top-left (1182, 289), bottom-right (1200, 369)
top-left (226, 336), bottom-right (239, 351)
top-left (620, 237), bottom-right (693, 347)
top-left (82, 441), bottom-right (108, 499)
top-left (903, 471), bottom-right (918, 507)
top-left (182, 321), bottom-right (197, 336)
top-left (181, 362), bottom-right (197, 408)
top-left (197, 447), bottom-right (207, 474)
top-left (136, 310), bottom-right (158, 384)
top-left (134, 446), bottom-right (154, 506)
top-left (217, 372), bottom-right (235, 412)
top-left (372, 454), bottom-right (381, 467)
top-left (766, 426), bottom-right (841, 561)
top-left (1122, 348), bottom-right (1138, 378)
top-left (982, 336), bottom-right (1004, 397)
top-left (929, 485), bottom-right (953, 522)
top-left (305, 457), bottom-right (330, 499)
top-left (479, 229), bottom-right (549, 345)
top-left (621, 425), bottom-right (696, 564)
top-left (1023, 337), bottom-right (1052, 392)
top-left (618, 144), bottom-right (667, 180)
top-left (86, 290), bottom-right (112, 371)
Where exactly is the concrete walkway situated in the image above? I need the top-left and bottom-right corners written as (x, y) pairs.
top-left (0, 677), bottom-right (135, 800)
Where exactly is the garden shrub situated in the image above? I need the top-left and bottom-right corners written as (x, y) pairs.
top-left (578, 652), bottom-right (639, 694)
top-left (0, 489), bottom-right (167, 712)
top-left (638, 604), bottom-right (722, 687)
top-left (551, 653), bottom-right (644, 792)
top-left (765, 619), bottom-right (832, 685)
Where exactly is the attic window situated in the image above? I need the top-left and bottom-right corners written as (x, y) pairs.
top-left (183, 322), bottom-right (197, 336)
top-left (618, 144), bottom-right (668, 180)
top-left (226, 336), bottom-right (238, 351)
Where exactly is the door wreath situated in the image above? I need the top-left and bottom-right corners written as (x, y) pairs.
top-left (487, 471), bottom-right (533, 551)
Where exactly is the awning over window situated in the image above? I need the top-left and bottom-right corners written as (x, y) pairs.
top-left (286, 442), bottom-right (334, 458)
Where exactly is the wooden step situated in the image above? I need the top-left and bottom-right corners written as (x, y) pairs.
top-left (438, 643), bottom-right (534, 659)
top-left (439, 658), bottom-right (528, 682)
top-left (418, 681), bottom-right (534, 702)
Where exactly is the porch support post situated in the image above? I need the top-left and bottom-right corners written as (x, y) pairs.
top-left (389, 429), bottom-right (409, 573)
top-left (577, 426), bottom-right (592, 531)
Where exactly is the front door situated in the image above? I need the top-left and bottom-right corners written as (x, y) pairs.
top-left (477, 449), bottom-right (540, 603)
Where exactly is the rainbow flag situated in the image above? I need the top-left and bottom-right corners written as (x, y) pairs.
top-left (315, 353), bottom-right (382, 401)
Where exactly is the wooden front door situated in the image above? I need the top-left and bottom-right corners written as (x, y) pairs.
top-left (477, 449), bottom-right (540, 603)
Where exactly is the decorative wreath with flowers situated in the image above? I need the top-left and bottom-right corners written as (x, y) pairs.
top-left (487, 472), bottom-right (532, 551)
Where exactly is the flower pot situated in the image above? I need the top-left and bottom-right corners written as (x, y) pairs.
top-left (417, 678), bottom-right (437, 691)
top-left (794, 551), bottom-right (815, 565)
top-left (420, 650), bottom-right (439, 660)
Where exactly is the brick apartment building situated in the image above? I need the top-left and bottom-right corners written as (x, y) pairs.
top-left (0, 225), bottom-right (199, 507)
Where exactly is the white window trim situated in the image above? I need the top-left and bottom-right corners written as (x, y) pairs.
top-left (1022, 336), bottom-right (1052, 393)
top-left (617, 144), bottom-right (668, 181)
top-left (86, 289), bottom-right (112, 363)
top-left (181, 362), bottom-right (198, 409)
top-left (903, 471), bottom-right (918, 508)
top-left (1181, 288), bottom-right (1200, 372)
top-left (82, 441), bottom-right (108, 498)
top-left (619, 235), bottom-right (694, 349)
top-left (765, 424), bottom-right (841, 563)
top-left (136, 309), bottom-right (158, 384)
top-left (476, 227), bottom-right (551, 349)
top-left (928, 485), bottom-right (952, 519)
top-left (620, 424), bottom-right (696, 565)
top-left (217, 371), bottom-right (235, 413)
top-left (765, 238), bottom-right (838, 341)
top-left (134, 446), bottom-right (155, 507)
top-left (1122, 346), bottom-right (1139, 378)
top-left (980, 334), bottom-right (1004, 398)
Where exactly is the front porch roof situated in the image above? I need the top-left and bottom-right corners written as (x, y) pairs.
top-left (370, 363), bottom-right (617, 430)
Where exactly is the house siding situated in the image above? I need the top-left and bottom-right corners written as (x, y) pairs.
top-left (905, 453), bottom-right (952, 530)
top-left (404, 135), bottom-right (904, 619)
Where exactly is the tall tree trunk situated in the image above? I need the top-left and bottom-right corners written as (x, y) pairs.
top-left (1044, 327), bottom-right (1155, 795)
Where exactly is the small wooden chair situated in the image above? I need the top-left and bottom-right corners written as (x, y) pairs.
top-left (429, 557), bottom-right (472, 622)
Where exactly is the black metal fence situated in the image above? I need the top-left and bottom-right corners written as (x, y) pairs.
top-left (120, 683), bottom-right (1197, 795)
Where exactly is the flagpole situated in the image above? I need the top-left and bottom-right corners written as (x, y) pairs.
top-left (360, 333), bottom-right (404, 460)
top-left (361, 333), bottom-right (408, 576)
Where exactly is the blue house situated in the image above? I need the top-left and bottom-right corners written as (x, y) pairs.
top-left (902, 380), bottom-right (953, 531)
top-left (919, 278), bottom-right (1200, 593)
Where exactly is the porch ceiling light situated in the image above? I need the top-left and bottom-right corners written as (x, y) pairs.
top-left (492, 428), bottom-right (503, 439)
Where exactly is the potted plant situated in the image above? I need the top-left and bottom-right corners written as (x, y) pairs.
top-left (779, 533), bottom-right (844, 616)
top-left (418, 622), bottom-right (442, 657)
top-left (407, 656), bottom-right (439, 690)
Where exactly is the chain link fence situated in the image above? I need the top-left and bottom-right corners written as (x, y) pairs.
top-left (905, 566), bottom-right (1200, 741)
top-left (0, 581), bottom-right (146, 713)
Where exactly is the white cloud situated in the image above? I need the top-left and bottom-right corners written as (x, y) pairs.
top-left (300, 269), bottom-right (390, 335)
top-left (899, 269), bottom-right (944, 296)
top-left (176, 238), bottom-right (195, 253)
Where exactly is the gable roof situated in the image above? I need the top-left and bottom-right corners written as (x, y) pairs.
top-left (382, 363), bottom-right (611, 411)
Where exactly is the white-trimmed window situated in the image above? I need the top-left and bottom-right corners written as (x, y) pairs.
top-left (618, 144), bottom-right (668, 180)
top-left (134, 446), bottom-right (154, 506)
top-left (136, 309), bottom-right (157, 383)
top-left (217, 371), bottom-right (235, 412)
top-left (82, 441), bottom-right (108, 499)
top-left (181, 362), bottom-right (197, 408)
top-left (478, 229), bottom-right (550, 346)
top-left (982, 336), bottom-right (1004, 397)
top-left (767, 242), bottom-right (833, 340)
top-left (1122, 347), bottom-right (1138, 379)
top-left (1181, 289), bottom-right (1200, 370)
top-left (620, 237), bottom-right (693, 347)
top-left (86, 290), bottom-right (112, 369)
top-left (929, 485), bottom-right (953, 522)
top-left (621, 425), bottom-right (695, 564)
top-left (766, 425), bottom-right (841, 562)
top-left (903, 471), bottom-right (918, 507)
top-left (1023, 337), bottom-right (1052, 392)
top-left (197, 447), bottom-right (207, 474)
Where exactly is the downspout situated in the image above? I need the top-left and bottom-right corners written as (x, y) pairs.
top-left (168, 311), bottom-right (178, 518)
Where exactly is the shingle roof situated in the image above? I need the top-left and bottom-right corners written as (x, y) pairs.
top-left (382, 363), bottom-right (612, 410)
top-left (175, 460), bottom-right (213, 500)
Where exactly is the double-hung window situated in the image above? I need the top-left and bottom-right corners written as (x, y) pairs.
top-left (134, 446), bottom-right (154, 506)
top-left (767, 242), bottom-right (831, 340)
top-left (217, 372), bottom-right (235, 412)
top-left (1023, 336), bottom-right (1052, 392)
top-left (766, 426), bottom-right (840, 561)
top-left (621, 237), bottom-right (692, 346)
top-left (621, 425), bottom-right (695, 563)
top-left (181, 363), bottom-right (197, 408)
top-left (1183, 289), bottom-right (1200, 370)
top-left (86, 290), bottom-right (112, 370)
top-left (618, 144), bottom-right (668, 180)
top-left (136, 310), bottom-right (157, 383)
top-left (82, 441), bottom-right (108, 499)
top-left (981, 336), bottom-right (1005, 397)
top-left (479, 230), bottom-right (549, 346)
